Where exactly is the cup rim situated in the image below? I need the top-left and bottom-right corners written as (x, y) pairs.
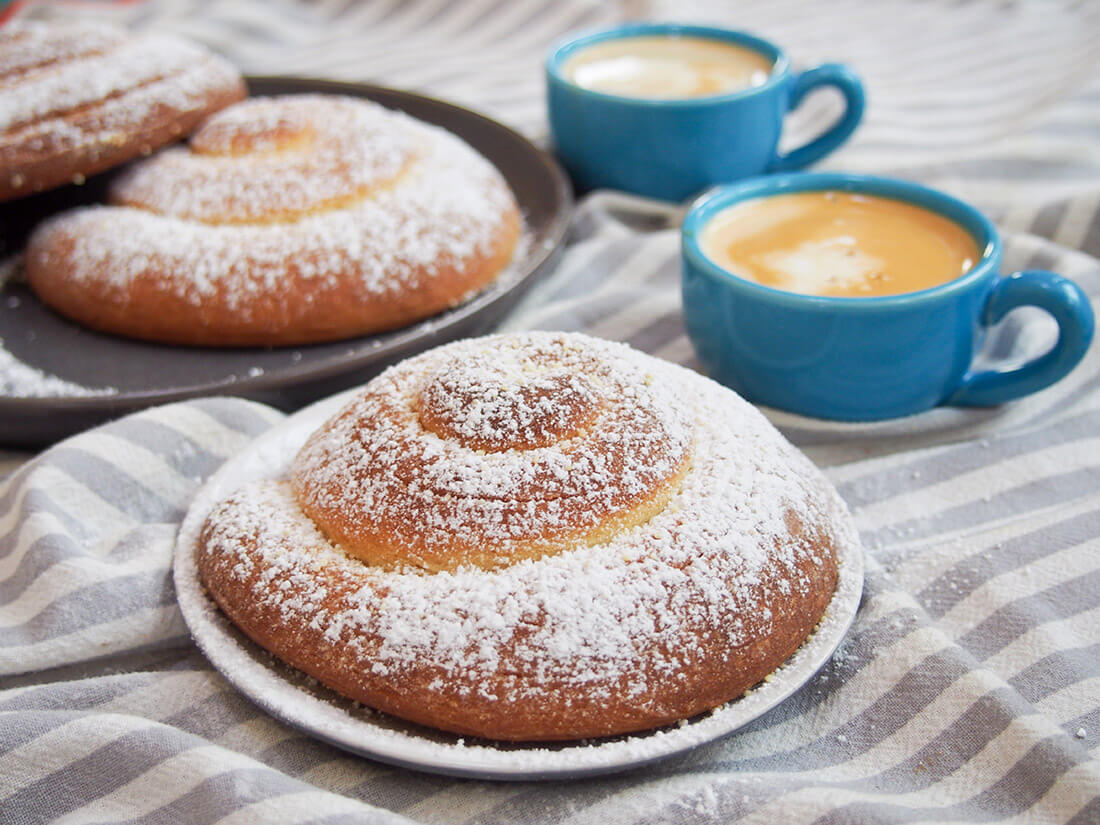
top-left (545, 22), bottom-right (791, 107)
top-left (681, 172), bottom-right (1001, 311)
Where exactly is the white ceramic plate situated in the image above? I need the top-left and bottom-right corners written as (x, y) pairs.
top-left (174, 389), bottom-right (864, 780)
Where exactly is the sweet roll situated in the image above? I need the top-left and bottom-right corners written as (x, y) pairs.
top-left (24, 95), bottom-right (522, 345)
top-left (197, 332), bottom-right (857, 740)
top-left (0, 20), bottom-right (244, 201)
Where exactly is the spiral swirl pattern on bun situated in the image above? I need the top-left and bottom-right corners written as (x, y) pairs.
top-left (294, 335), bottom-right (693, 572)
top-left (198, 333), bottom-right (857, 741)
top-left (0, 21), bottom-right (244, 201)
top-left (25, 95), bottom-right (522, 346)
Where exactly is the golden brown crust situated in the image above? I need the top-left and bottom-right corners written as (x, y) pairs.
top-left (23, 95), bottom-right (522, 347)
top-left (199, 490), bottom-right (837, 740)
top-left (25, 209), bottom-right (521, 347)
top-left (197, 333), bottom-right (856, 742)
top-left (0, 21), bottom-right (245, 202)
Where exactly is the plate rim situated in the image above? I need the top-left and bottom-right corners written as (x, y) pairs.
top-left (173, 388), bottom-right (865, 781)
top-left (0, 76), bottom-right (571, 416)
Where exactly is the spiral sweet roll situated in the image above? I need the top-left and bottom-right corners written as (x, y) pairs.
top-left (198, 333), bottom-right (857, 741)
top-left (25, 95), bottom-right (522, 346)
top-left (0, 21), bottom-right (244, 201)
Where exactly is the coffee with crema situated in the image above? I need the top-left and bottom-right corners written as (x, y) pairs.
top-left (562, 36), bottom-right (773, 99)
top-left (700, 191), bottom-right (982, 298)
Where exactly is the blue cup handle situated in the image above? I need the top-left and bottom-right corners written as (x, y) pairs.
top-left (768, 64), bottom-right (865, 173)
top-left (948, 271), bottom-right (1095, 406)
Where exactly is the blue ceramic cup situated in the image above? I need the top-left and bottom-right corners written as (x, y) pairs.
top-left (546, 23), bottom-right (865, 202)
top-left (681, 173), bottom-right (1095, 420)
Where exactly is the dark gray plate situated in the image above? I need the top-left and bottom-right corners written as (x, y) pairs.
top-left (0, 77), bottom-right (572, 447)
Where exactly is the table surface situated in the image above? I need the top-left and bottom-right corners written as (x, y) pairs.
top-left (1, 1), bottom-right (1098, 824)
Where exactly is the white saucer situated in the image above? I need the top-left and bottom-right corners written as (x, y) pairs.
top-left (173, 389), bottom-right (864, 780)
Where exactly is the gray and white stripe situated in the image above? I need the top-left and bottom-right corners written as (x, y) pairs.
top-left (3, 0), bottom-right (1099, 822)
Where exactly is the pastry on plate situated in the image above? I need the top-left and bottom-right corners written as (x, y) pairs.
top-left (0, 20), bottom-right (244, 201)
top-left (24, 94), bottom-right (522, 346)
top-left (196, 331), bottom-right (859, 741)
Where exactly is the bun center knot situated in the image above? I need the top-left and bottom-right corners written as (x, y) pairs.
top-left (192, 105), bottom-right (316, 156)
top-left (292, 333), bottom-right (696, 572)
top-left (109, 95), bottom-right (418, 224)
top-left (417, 340), bottom-right (602, 451)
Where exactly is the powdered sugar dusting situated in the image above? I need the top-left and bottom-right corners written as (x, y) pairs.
top-left (417, 341), bottom-right (606, 450)
top-left (27, 96), bottom-right (517, 317)
top-left (6, 59), bottom-right (241, 162)
top-left (200, 332), bottom-right (858, 703)
top-left (0, 20), bottom-right (243, 198)
top-left (0, 27), bottom-right (231, 132)
top-left (294, 333), bottom-right (693, 567)
top-left (176, 364), bottom-right (864, 777)
top-left (113, 96), bottom-right (416, 223)
top-left (0, 338), bottom-right (117, 397)
top-left (0, 21), bottom-right (124, 81)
